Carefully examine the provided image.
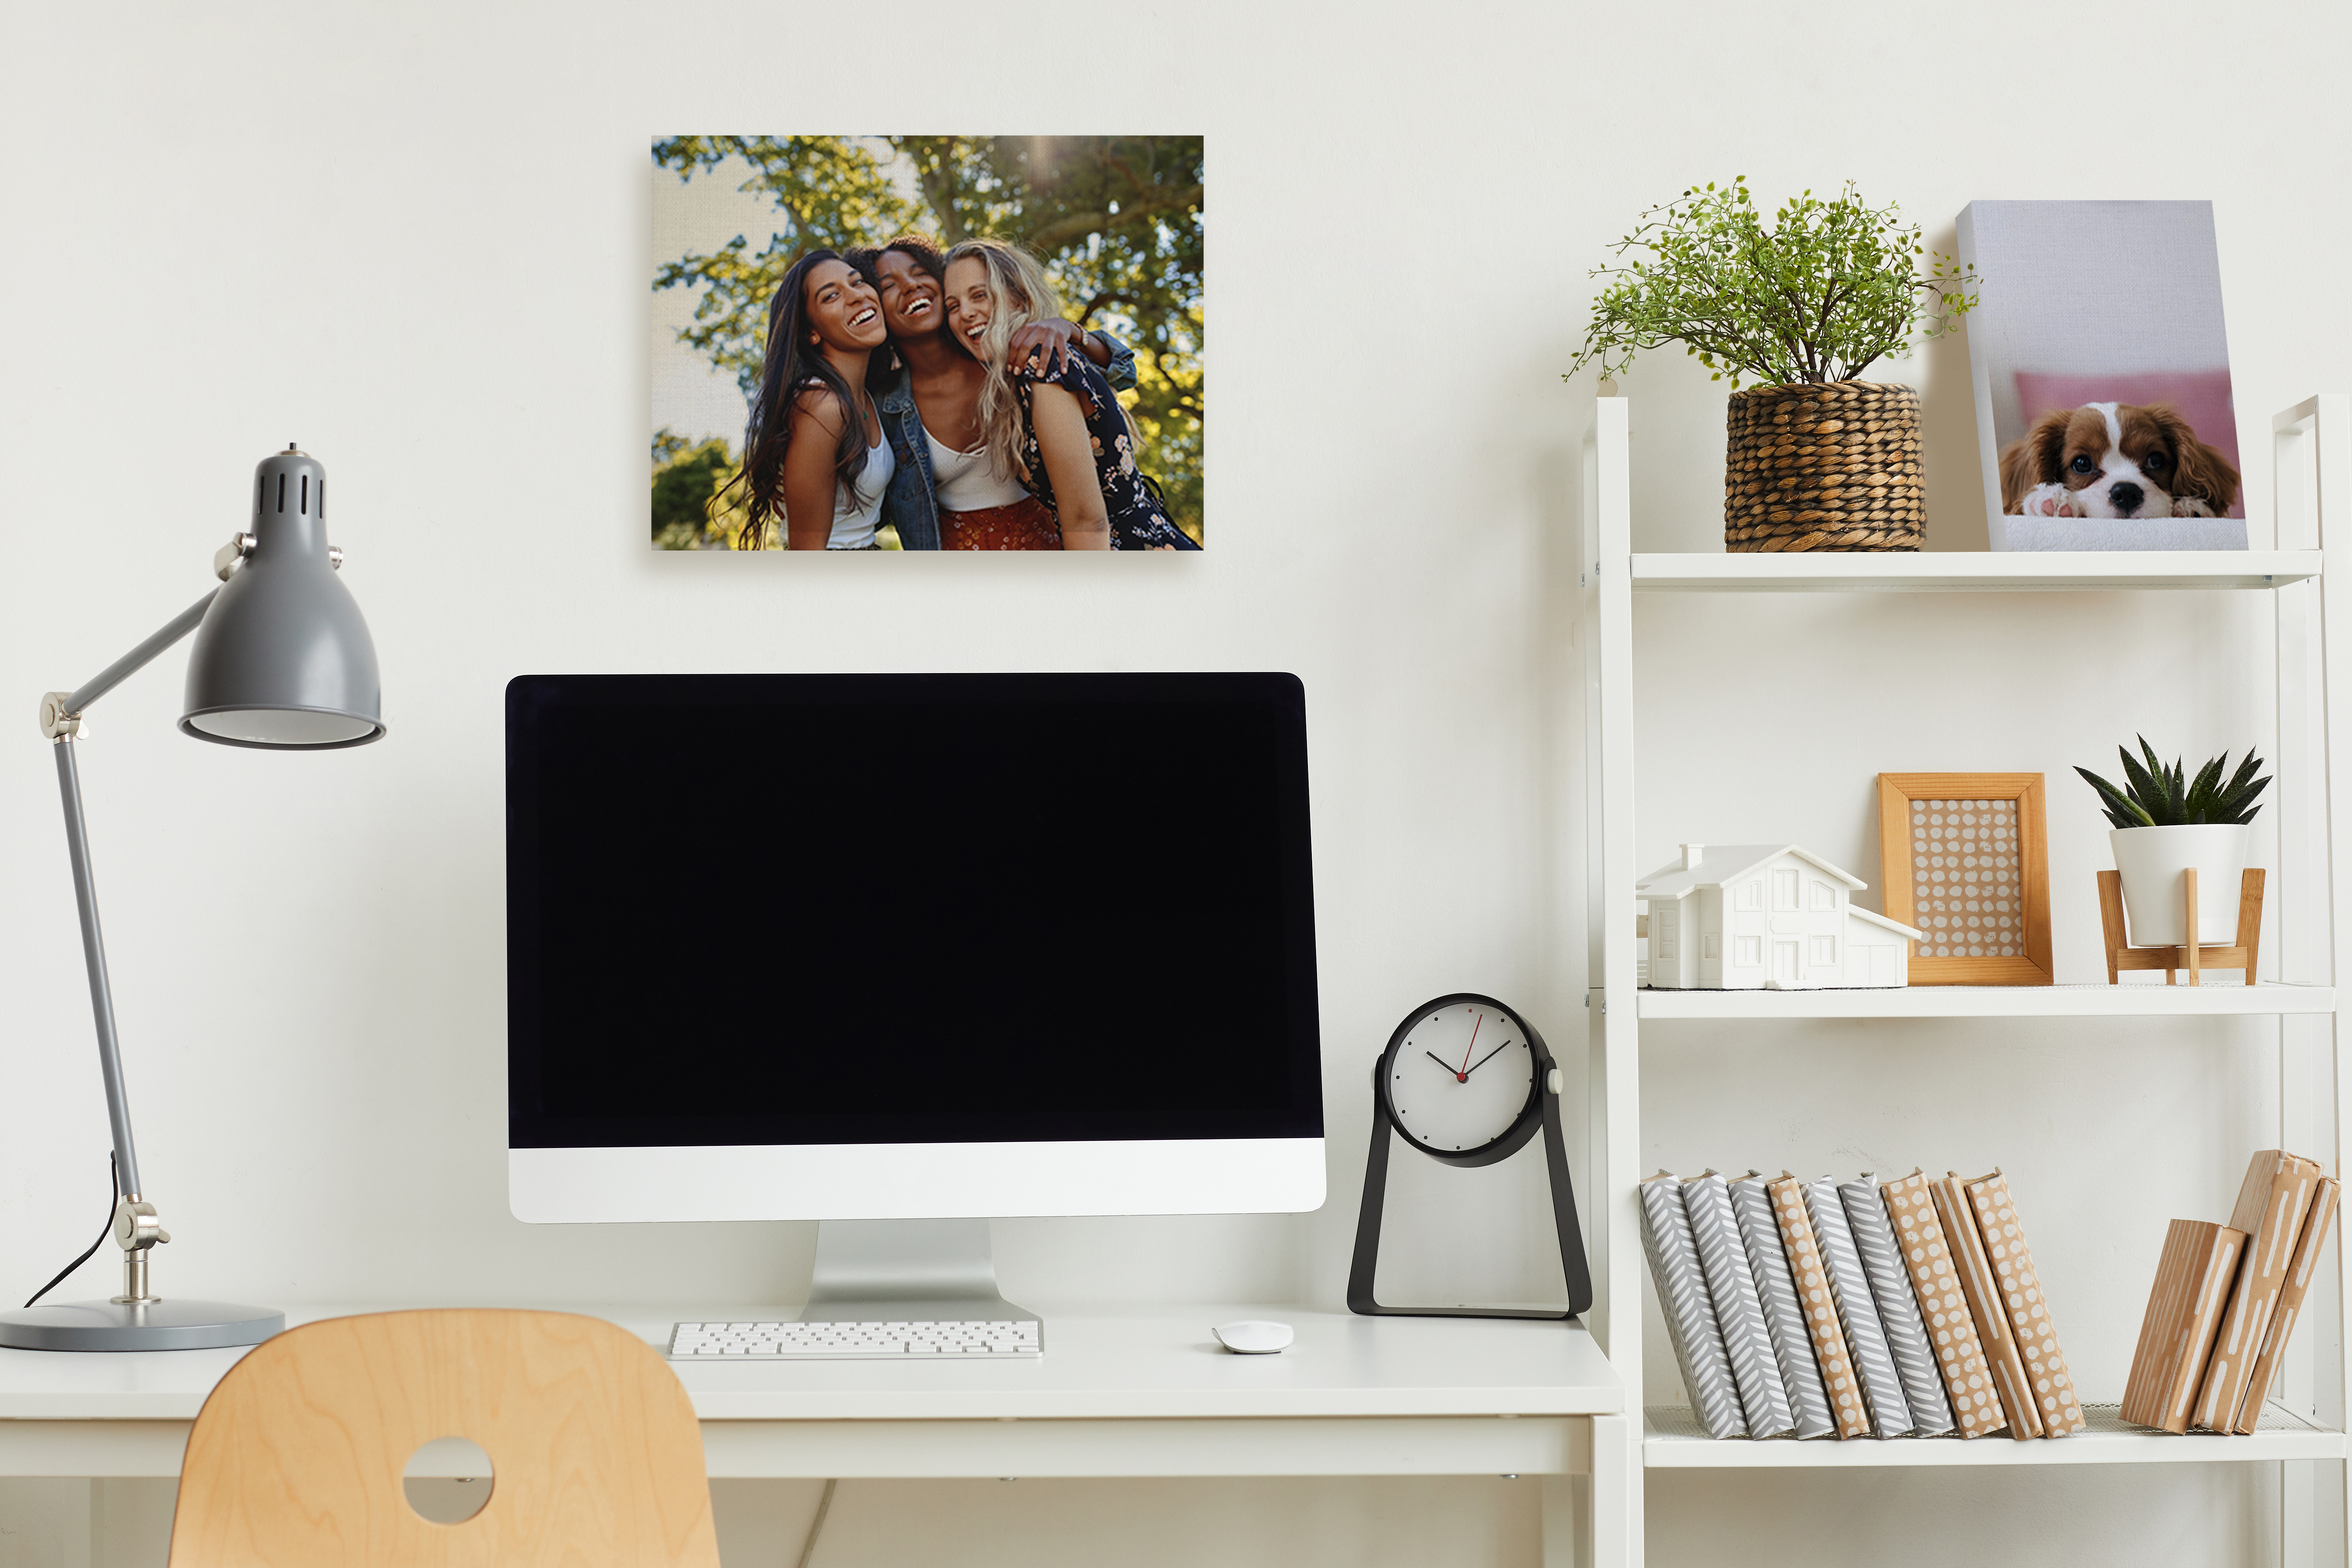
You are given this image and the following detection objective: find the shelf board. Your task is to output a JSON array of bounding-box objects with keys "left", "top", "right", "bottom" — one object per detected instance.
[
  {"left": 1646, "top": 1403, "right": 2346, "bottom": 1466},
  {"left": 1633, "top": 982, "right": 2334, "bottom": 1020},
  {"left": 1628, "top": 550, "right": 2320, "bottom": 594}
]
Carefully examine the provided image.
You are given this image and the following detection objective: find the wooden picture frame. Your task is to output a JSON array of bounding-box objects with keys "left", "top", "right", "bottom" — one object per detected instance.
[{"left": 1877, "top": 773, "right": 2053, "bottom": 986}]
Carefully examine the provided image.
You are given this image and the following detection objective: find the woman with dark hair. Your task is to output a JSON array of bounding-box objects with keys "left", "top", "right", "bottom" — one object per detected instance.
[
  {"left": 731, "top": 248, "right": 893, "bottom": 550},
  {"left": 942, "top": 238, "right": 1198, "bottom": 552},
  {"left": 861, "top": 234, "right": 1136, "bottom": 551}
]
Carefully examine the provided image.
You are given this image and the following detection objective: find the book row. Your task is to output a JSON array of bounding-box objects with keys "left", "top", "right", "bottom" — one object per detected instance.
[
  {"left": 1638, "top": 1167, "right": 2081, "bottom": 1440},
  {"left": 2123, "top": 1149, "right": 2339, "bottom": 1435}
]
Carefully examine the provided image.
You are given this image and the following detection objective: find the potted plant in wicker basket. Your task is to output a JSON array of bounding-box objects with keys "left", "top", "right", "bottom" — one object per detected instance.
[
  {"left": 2076, "top": 737, "right": 2270, "bottom": 947},
  {"left": 1565, "top": 178, "right": 1977, "bottom": 553}
]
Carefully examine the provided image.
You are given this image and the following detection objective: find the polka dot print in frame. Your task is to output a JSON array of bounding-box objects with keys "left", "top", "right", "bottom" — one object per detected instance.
[{"left": 1877, "top": 774, "right": 2053, "bottom": 985}]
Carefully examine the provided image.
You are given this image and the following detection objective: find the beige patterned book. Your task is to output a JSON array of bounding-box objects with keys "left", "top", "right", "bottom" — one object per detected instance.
[
  {"left": 1766, "top": 1173, "right": 1869, "bottom": 1438},
  {"left": 2120, "top": 1219, "right": 2247, "bottom": 1432},
  {"left": 2233, "top": 1176, "right": 2342, "bottom": 1433},
  {"left": 1882, "top": 1170, "right": 2003, "bottom": 1438},
  {"left": 2192, "top": 1150, "right": 2323, "bottom": 1430},
  {"left": 1960, "top": 1170, "right": 2086, "bottom": 1436},
  {"left": 1931, "top": 1174, "right": 2040, "bottom": 1440}
]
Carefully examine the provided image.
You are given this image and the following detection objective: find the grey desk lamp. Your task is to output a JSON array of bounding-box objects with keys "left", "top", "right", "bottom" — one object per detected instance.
[{"left": 0, "top": 445, "right": 382, "bottom": 1352}]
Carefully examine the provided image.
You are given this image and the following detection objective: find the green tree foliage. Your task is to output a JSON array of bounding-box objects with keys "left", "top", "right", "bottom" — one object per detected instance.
[
  {"left": 651, "top": 429, "right": 742, "bottom": 550},
  {"left": 1564, "top": 177, "right": 1977, "bottom": 391},
  {"left": 652, "top": 136, "right": 1204, "bottom": 545}
]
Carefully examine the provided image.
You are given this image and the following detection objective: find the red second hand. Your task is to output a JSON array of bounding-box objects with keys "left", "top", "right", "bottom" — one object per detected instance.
[{"left": 1456, "top": 1013, "right": 1482, "bottom": 1081}]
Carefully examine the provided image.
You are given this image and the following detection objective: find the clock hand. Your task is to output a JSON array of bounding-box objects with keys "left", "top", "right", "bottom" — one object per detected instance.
[
  {"left": 1424, "top": 1050, "right": 1467, "bottom": 1082},
  {"left": 1461, "top": 1041, "right": 1512, "bottom": 1078},
  {"left": 1457, "top": 1012, "right": 1483, "bottom": 1076}
]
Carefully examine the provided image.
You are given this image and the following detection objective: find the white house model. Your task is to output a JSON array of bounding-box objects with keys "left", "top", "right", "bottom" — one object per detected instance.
[{"left": 1637, "top": 843, "right": 1924, "bottom": 990}]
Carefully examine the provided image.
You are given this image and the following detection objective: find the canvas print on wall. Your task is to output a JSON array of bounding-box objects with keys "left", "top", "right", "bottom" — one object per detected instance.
[
  {"left": 1958, "top": 201, "right": 2245, "bottom": 552},
  {"left": 651, "top": 136, "right": 1203, "bottom": 552}
]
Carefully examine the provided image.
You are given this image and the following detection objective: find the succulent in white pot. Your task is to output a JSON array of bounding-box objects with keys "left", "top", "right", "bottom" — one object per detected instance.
[{"left": 2076, "top": 738, "right": 2270, "bottom": 947}]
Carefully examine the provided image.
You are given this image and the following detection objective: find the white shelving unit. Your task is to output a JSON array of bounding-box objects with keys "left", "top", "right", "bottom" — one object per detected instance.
[{"left": 1578, "top": 395, "right": 2352, "bottom": 1567}]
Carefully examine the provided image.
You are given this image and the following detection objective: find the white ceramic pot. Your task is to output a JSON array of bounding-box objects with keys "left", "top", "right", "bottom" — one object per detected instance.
[{"left": 2109, "top": 824, "right": 2249, "bottom": 947}]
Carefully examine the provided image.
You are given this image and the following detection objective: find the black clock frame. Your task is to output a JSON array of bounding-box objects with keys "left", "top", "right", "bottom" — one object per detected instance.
[{"left": 1347, "top": 993, "right": 1594, "bottom": 1320}]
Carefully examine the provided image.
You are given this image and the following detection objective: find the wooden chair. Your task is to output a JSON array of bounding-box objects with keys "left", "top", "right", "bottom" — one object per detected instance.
[{"left": 168, "top": 1309, "right": 721, "bottom": 1567}]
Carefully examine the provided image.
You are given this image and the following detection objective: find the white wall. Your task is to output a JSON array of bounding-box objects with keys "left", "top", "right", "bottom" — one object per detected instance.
[{"left": 1, "top": 0, "right": 2348, "bottom": 1563}]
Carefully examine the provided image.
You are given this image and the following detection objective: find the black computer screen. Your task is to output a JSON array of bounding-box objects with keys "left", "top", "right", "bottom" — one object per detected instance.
[{"left": 507, "top": 673, "right": 1321, "bottom": 1149}]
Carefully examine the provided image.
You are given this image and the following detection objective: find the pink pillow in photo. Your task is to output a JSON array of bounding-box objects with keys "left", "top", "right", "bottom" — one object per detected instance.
[{"left": 2012, "top": 369, "right": 2242, "bottom": 517}]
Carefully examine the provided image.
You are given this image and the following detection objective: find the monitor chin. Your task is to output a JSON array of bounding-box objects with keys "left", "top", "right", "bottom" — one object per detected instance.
[{"left": 508, "top": 1138, "right": 1327, "bottom": 1224}]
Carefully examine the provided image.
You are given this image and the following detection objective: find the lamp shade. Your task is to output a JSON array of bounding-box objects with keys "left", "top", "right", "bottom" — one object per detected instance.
[{"left": 181, "top": 447, "right": 384, "bottom": 749}]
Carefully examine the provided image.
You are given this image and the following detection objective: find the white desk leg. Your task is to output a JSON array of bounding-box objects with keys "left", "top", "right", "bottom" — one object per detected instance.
[{"left": 1542, "top": 1413, "right": 1627, "bottom": 1568}]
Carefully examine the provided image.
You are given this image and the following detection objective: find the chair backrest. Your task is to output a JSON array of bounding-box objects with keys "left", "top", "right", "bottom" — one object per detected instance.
[{"left": 168, "top": 1308, "right": 721, "bottom": 1567}]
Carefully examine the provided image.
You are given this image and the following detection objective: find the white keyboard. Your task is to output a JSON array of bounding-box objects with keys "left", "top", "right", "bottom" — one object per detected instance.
[{"left": 668, "top": 1318, "right": 1043, "bottom": 1360}]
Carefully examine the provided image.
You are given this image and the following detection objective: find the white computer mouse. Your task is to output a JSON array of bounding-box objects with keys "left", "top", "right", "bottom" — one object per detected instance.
[{"left": 1212, "top": 1319, "right": 1293, "bottom": 1354}]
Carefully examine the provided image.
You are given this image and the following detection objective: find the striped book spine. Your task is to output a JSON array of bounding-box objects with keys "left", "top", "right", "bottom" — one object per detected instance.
[
  {"left": 2234, "top": 1177, "right": 2341, "bottom": 1433},
  {"left": 1730, "top": 1172, "right": 1835, "bottom": 1438},
  {"left": 2193, "top": 1150, "right": 2322, "bottom": 1431},
  {"left": 1839, "top": 1174, "right": 1955, "bottom": 1436},
  {"left": 1683, "top": 1173, "right": 1795, "bottom": 1438},
  {"left": 1881, "top": 1170, "right": 2003, "bottom": 1437},
  {"left": 1960, "top": 1170, "right": 2086, "bottom": 1436},
  {"left": 1802, "top": 1175, "right": 1913, "bottom": 1436},
  {"left": 2120, "top": 1218, "right": 2244, "bottom": 1432},
  {"left": 1767, "top": 1174, "right": 1869, "bottom": 1438},
  {"left": 1638, "top": 1172, "right": 1746, "bottom": 1438},
  {"left": 1931, "top": 1174, "right": 2041, "bottom": 1440}
]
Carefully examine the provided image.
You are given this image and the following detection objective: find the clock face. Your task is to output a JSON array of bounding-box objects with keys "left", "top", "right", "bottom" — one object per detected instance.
[{"left": 1384, "top": 999, "right": 1538, "bottom": 1158}]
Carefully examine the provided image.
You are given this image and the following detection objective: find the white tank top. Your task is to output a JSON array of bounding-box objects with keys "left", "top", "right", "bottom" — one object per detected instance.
[
  {"left": 828, "top": 420, "right": 895, "bottom": 550},
  {"left": 925, "top": 423, "right": 1028, "bottom": 511}
]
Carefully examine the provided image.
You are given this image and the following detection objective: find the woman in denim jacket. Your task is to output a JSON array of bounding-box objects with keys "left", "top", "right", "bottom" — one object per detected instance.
[{"left": 856, "top": 236, "right": 1135, "bottom": 550}]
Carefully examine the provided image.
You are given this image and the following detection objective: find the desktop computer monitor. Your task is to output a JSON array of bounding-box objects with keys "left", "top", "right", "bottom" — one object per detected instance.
[{"left": 506, "top": 672, "right": 1324, "bottom": 1240}]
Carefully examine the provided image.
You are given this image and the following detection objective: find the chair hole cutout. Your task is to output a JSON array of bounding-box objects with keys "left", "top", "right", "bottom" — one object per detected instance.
[{"left": 404, "top": 1435, "right": 493, "bottom": 1524}]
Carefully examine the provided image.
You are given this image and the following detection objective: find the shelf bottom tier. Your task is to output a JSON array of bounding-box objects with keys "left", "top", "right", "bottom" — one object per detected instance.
[{"left": 1646, "top": 1402, "right": 2345, "bottom": 1466}]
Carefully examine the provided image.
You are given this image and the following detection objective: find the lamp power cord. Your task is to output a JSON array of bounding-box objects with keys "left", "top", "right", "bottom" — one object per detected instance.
[{"left": 24, "top": 1153, "right": 118, "bottom": 1309}]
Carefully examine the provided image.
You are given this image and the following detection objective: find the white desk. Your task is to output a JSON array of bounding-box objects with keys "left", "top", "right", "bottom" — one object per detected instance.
[{"left": 0, "top": 1303, "right": 1626, "bottom": 1567}]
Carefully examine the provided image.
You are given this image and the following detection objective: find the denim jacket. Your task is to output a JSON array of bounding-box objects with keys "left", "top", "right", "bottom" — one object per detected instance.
[{"left": 876, "top": 333, "right": 1136, "bottom": 550}]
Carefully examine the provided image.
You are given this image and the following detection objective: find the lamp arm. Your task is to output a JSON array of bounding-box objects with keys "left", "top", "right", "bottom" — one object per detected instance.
[{"left": 47, "top": 590, "right": 221, "bottom": 728}]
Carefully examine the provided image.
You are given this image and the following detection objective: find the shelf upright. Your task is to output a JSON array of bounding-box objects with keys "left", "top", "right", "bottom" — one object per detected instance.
[{"left": 1578, "top": 393, "right": 2352, "bottom": 1567}]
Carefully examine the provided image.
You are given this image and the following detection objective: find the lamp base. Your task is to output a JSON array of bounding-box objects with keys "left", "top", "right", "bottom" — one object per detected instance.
[{"left": 0, "top": 1298, "right": 283, "bottom": 1352}]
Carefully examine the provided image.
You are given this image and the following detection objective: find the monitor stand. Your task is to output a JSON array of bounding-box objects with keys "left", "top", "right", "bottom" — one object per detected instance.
[{"left": 803, "top": 1218, "right": 1037, "bottom": 1324}]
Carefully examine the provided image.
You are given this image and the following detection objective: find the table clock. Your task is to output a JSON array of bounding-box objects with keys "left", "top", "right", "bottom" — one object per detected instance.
[{"left": 1347, "top": 993, "right": 1592, "bottom": 1320}]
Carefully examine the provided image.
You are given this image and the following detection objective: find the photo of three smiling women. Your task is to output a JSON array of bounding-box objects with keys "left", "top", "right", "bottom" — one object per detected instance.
[{"left": 732, "top": 234, "right": 1199, "bottom": 552}]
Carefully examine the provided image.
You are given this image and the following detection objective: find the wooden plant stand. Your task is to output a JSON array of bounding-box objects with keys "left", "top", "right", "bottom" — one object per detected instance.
[{"left": 2096, "top": 867, "right": 2265, "bottom": 986}]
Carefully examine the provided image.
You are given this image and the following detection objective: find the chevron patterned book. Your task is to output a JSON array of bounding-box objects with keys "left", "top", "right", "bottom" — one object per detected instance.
[
  {"left": 1731, "top": 1171, "right": 1836, "bottom": 1438},
  {"left": 1683, "top": 1172, "right": 1796, "bottom": 1438},
  {"left": 1639, "top": 1172, "right": 1746, "bottom": 1438},
  {"left": 1768, "top": 1173, "right": 1871, "bottom": 1438},
  {"left": 1839, "top": 1173, "right": 1956, "bottom": 1436},
  {"left": 1802, "top": 1174, "right": 1914, "bottom": 1436}
]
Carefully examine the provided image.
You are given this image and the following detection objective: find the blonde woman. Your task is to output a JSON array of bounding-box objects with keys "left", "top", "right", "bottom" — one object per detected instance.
[{"left": 940, "top": 238, "right": 1198, "bottom": 552}]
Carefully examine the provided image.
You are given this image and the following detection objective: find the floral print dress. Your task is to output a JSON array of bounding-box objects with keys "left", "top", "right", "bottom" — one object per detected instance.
[{"left": 1014, "top": 355, "right": 1200, "bottom": 551}]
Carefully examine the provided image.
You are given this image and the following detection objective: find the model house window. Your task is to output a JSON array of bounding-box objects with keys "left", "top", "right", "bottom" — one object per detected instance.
[
  {"left": 1736, "top": 881, "right": 1762, "bottom": 911},
  {"left": 1809, "top": 879, "right": 1836, "bottom": 911},
  {"left": 1703, "top": 932, "right": 1720, "bottom": 959},
  {"left": 1734, "top": 935, "right": 1761, "bottom": 966},
  {"left": 1772, "top": 869, "right": 1799, "bottom": 909},
  {"left": 1810, "top": 934, "right": 1837, "bottom": 965},
  {"left": 1655, "top": 906, "right": 1676, "bottom": 957}
]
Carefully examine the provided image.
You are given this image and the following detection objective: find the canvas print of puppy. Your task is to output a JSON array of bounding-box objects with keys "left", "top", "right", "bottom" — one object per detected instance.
[{"left": 1998, "top": 401, "right": 2240, "bottom": 520}]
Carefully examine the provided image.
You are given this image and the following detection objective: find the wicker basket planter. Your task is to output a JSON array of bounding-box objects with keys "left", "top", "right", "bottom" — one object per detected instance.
[{"left": 1723, "top": 381, "right": 1923, "bottom": 552}]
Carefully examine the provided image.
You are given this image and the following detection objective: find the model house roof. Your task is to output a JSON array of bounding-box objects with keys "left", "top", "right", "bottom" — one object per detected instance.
[
  {"left": 1849, "top": 906, "right": 1926, "bottom": 941},
  {"left": 1635, "top": 843, "right": 1869, "bottom": 899}
]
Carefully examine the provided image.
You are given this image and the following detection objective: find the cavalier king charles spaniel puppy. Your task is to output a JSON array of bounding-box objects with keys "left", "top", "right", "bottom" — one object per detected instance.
[{"left": 1998, "top": 401, "right": 2240, "bottom": 520}]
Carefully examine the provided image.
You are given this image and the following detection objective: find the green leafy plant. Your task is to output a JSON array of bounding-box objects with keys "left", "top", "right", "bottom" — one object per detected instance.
[
  {"left": 1563, "top": 177, "right": 1978, "bottom": 391},
  {"left": 2075, "top": 737, "right": 2270, "bottom": 829}
]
